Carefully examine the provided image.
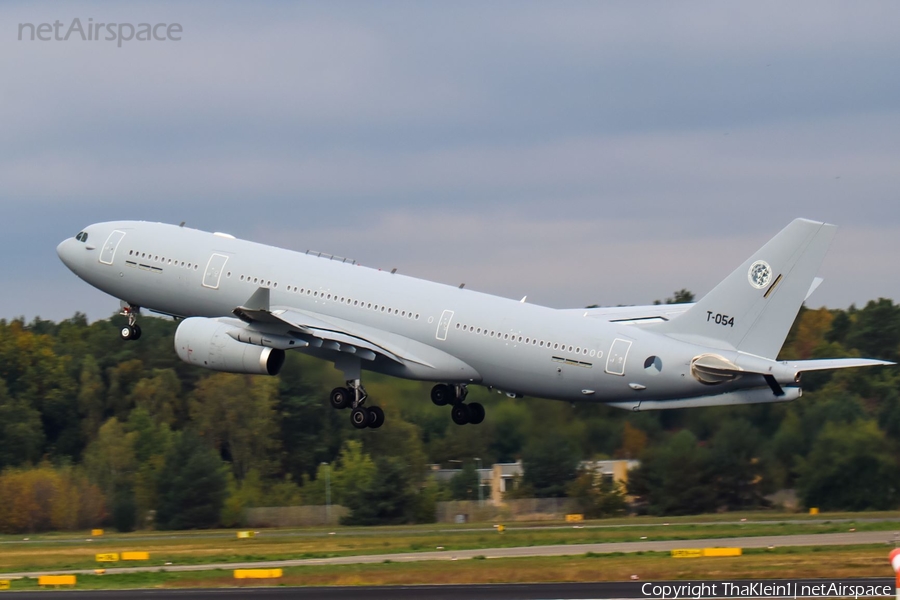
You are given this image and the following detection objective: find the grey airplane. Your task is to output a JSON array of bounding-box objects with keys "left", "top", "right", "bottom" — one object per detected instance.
[{"left": 56, "top": 218, "right": 893, "bottom": 430}]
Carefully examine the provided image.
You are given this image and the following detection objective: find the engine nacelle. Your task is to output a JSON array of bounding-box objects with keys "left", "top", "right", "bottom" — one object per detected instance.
[{"left": 174, "top": 317, "right": 286, "bottom": 376}]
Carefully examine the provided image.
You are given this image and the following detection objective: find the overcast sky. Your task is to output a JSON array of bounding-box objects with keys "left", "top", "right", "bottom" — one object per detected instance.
[{"left": 3, "top": 1, "right": 899, "bottom": 322}]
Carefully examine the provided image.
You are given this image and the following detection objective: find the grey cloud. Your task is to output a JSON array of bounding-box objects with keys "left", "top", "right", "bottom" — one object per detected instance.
[{"left": 2, "top": 1, "right": 899, "bottom": 322}]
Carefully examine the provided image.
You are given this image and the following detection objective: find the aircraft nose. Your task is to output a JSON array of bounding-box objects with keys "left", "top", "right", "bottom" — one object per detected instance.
[{"left": 57, "top": 238, "right": 78, "bottom": 271}]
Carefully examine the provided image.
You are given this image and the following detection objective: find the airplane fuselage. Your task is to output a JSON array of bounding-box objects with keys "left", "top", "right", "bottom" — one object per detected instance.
[{"left": 57, "top": 220, "right": 815, "bottom": 410}]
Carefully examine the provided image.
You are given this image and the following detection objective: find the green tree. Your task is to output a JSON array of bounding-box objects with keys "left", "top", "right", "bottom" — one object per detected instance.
[
  {"left": 448, "top": 462, "right": 480, "bottom": 501},
  {"left": 82, "top": 418, "right": 136, "bottom": 498},
  {"left": 128, "top": 369, "right": 183, "bottom": 427},
  {"left": 301, "top": 440, "right": 376, "bottom": 507},
  {"left": 342, "top": 456, "right": 415, "bottom": 526},
  {"left": 106, "top": 359, "right": 146, "bottom": 420},
  {"left": 567, "top": 466, "right": 627, "bottom": 518},
  {"left": 0, "top": 381, "right": 44, "bottom": 469},
  {"left": 486, "top": 402, "right": 528, "bottom": 462},
  {"left": 156, "top": 432, "right": 228, "bottom": 529},
  {"left": 628, "top": 430, "right": 716, "bottom": 516},
  {"left": 521, "top": 432, "right": 579, "bottom": 498},
  {"left": 77, "top": 355, "right": 106, "bottom": 441},
  {"left": 653, "top": 289, "right": 695, "bottom": 305},
  {"left": 111, "top": 485, "right": 136, "bottom": 533},
  {"left": 708, "top": 419, "right": 772, "bottom": 509},
  {"left": 220, "top": 469, "right": 264, "bottom": 528},
  {"left": 331, "top": 440, "right": 377, "bottom": 507},
  {"left": 190, "top": 374, "right": 281, "bottom": 479},
  {"left": 277, "top": 354, "right": 342, "bottom": 482},
  {"left": 127, "top": 408, "right": 172, "bottom": 528},
  {"left": 845, "top": 298, "right": 900, "bottom": 362},
  {"left": 797, "top": 420, "right": 900, "bottom": 511}
]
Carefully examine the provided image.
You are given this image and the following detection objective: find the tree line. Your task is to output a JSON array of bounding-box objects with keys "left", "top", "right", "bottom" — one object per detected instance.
[{"left": 0, "top": 295, "right": 898, "bottom": 531}]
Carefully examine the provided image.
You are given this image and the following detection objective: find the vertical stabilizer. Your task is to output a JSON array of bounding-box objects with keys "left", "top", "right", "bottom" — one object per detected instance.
[{"left": 647, "top": 219, "right": 836, "bottom": 358}]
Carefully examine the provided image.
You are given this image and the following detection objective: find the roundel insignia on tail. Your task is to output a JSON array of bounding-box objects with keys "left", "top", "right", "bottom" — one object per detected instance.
[{"left": 748, "top": 260, "right": 772, "bottom": 289}]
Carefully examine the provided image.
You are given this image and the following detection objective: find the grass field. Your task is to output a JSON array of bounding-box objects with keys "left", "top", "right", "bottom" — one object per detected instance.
[
  {"left": 0, "top": 511, "right": 898, "bottom": 574},
  {"left": 0, "top": 545, "right": 893, "bottom": 591}
]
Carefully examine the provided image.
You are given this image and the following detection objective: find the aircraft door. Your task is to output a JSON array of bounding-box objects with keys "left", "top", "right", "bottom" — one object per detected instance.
[
  {"left": 435, "top": 310, "right": 454, "bottom": 341},
  {"left": 99, "top": 230, "right": 126, "bottom": 265},
  {"left": 605, "top": 338, "right": 632, "bottom": 376},
  {"left": 202, "top": 253, "right": 229, "bottom": 289}
]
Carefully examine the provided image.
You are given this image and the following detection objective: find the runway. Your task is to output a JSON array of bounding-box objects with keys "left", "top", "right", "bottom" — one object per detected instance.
[
  {"left": 0, "top": 579, "right": 893, "bottom": 599},
  {"left": 0, "top": 530, "right": 894, "bottom": 579}
]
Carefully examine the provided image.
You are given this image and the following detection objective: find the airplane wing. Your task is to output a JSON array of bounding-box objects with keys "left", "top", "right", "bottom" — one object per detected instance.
[{"left": 231, "top": 288, "right": 434, "bottom": 367}]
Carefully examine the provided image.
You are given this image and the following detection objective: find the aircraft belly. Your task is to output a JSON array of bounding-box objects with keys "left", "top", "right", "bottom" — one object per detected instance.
[{"left": 468, "top": 352, "right": 597, "bottom": 402}]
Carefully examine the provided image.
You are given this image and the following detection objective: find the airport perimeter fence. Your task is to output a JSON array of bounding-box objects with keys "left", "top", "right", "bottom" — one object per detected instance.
[
  {"left": 245, "top": 505, "right": 349, "bottom": 528},
  {"left": 435, "top": 498, "right": 580, "bottom": 523}
]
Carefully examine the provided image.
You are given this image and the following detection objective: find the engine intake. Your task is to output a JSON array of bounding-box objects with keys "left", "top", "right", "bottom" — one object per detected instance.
[{"left": 175, "top": 317, "right": 285, "bottom": 376}]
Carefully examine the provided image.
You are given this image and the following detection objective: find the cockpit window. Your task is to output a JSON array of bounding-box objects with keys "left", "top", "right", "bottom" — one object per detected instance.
[{"left": 76, "top": 232, "right": 88, "bottom": 242}]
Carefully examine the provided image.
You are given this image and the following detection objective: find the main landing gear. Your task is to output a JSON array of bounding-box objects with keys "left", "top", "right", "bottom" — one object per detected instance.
[
  {"left": 330, "top": 380, "right": 385, "bottom": 429},
  {"left": 431, "top": 383, "right": 484, "bottom": 425},
  {"left": 119, "top": 305, "right": 142, "bottom": 341}
]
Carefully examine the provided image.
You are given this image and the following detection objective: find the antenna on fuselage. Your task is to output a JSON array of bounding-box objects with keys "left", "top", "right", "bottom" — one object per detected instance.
[
  {"left": 391, "top": 268, "right": 397, "bottom": 274},
  {"left": 459, "top": 283, "right": 465, "bottom": 289},
  {"left": 179, "top": 221, "right": 185, "bottom": 227}
]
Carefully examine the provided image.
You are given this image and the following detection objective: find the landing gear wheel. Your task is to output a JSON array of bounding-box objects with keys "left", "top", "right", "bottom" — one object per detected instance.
[
  {"left": 467, "top": 402, "right": 485, "bottom": 425},
  {"left": 367, "top": 406, "right": 385, "bottom": 429},
  {"left": 350, "top": 407, "right": 370, "bottom": 429},
  {"left": 330, "top": 387, "right": 352, "bottom": 410},
  {"left": 119, "top": 304, "right": 141, "bottom": 342},
  {"left": 451, "top": 403, "right": 470, "bottom": 425},
  {"left": 431, "top": 384, "right": 452, "bottom": 406}
]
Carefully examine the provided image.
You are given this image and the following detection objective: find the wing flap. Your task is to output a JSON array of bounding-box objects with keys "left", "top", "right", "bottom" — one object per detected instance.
[{"left": 232, "top": 290, "right": 432, "bottom": 367}]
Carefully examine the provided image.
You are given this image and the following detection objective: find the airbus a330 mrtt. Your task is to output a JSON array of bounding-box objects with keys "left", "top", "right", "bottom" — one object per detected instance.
[{"left": 56, "top": 218, "right": 893, "bottom": 430}]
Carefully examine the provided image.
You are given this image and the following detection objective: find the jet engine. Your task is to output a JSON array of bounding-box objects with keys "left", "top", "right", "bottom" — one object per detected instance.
[{"left": 174, "top": 317, "right": 285, "bottom": 376}]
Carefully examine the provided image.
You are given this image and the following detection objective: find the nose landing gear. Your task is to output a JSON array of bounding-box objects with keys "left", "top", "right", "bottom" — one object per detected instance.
[{"left": 119, "top": 305, "right": 142, "bottom": 341}]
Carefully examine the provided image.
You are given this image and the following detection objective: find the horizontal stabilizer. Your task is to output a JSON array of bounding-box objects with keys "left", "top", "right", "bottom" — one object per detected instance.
[
  {"left": 790, "top": 358, "right": 895, "bottom": 372},
  {"left": 692, "top": 353, "right": 893, "bottom": 379}
]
